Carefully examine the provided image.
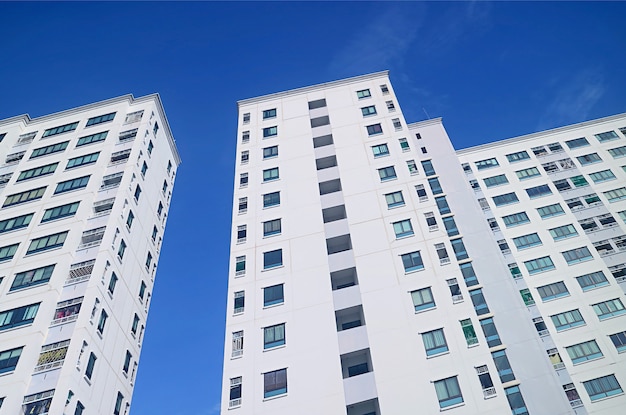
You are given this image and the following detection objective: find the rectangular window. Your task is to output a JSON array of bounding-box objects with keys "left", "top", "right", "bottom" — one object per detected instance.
[
  {"left": 565, "top": 137, "right": 590, "bottom": 148},
  {"left": 76, "top": 131, "right": 108, "bottom": 147},
  {"left": 124, "top": 110, "right": 143, "bottom": 124},
  {"left": 435, "top": 196, "right": 450, "bottom": 214},
  {"left": 308, "top": 99, "right": 327, "bottom": 110},
  {"left": 264, "top": 368, "right": 287, "bottom": 398},
  {"left": 263, "top": 126, "right": 278, "bottom": 138},
  {"left": 524, "top": 256, "right": 555, "bottom": 274},
  {"left": 0, "top": 243, "right": 18, "bottom": 262},
  {"left": 233, "top": 291, "right": 244, "bottom": 314},
  {"left": 442, "top": 216, "right": 458, "bottom": 236},
  {"left": 0, "top": 212, "right": 33, "bottom": 233},
  {"left": 263, "top": 249, "right": 283, "bottom": 269},
  {"left": 549, "top": 224, "right": 578, "bottom": 241},
  {"left": 513, "top": 233, "right": 542, "bottom": 249},
  {"left": 451, "top": 238, "right": 468, "bottom": 260},
  {"left": 475, "top": 158, "right": 499, "bottom": 170},
  {"left": 264, "top": 284, "right": 284, "bottom": 306},
  {"left": 483, "top": 174, "right": 508, "bottom": 188},
  {"left": 263, "top": 219, "right": 281, "bottom": 237},
  {"left": 577, "top": 153, "right": 602, "bottom": 165},
  {"left": 592, "top": 298, "right": 626, "bottom": 320},
  {"left": 361, "top": 105, "right": 376, "bottom": 116},
  {"left": 393, "top": 219, "right": 413, "bottom": 238},
  {"left": 470, "top": 288, "right": 489, "bottom": 315},
  {"left": 505, "top": 386, "right": 529, "bottom": 415},
  {"left": 126, "top": 210, "right": 135, "bottom": 229},
  {"left": 609, "top": 331, "right": 626, "bottom": 353},
  {"left": 461, "top": 319, "right": 478, "bottom": 346},
  {"left": 242, "top": 113, "right": 250, "bottom": 123},
  {"left": 366, "top": 123, "right": 382, "bottom": 136},
  {"left": 428, "top": 177, "right": 443, "bottom": 194},
  {"left": 460, "top": 262, "right": 478, "bottom": 286},
  {"left": 399, "top": 137, "right": 409, "bottom": 151},
  {"left": 117, "top": 240, "right": 126, "bottom": 259},
  {"left": 55, "top": 176, "right": 89, "bottom": 194},
  {"left": 263, "top": 167, "right": 279, "bottom": 182},
  {"left": 236, "top": 225, "right": 246, "bottom": 243},
  {"left": 86, "top": 112, "right": 115, "bottom": 126},
  {"left": 264, "top": 323, "right": 285, "bottom": 349},
  {"left": 480, "top": 317, "right": 501, "bottom": 347},
  {"left": 385, "top": 191, "right": 404, "bottom": 208},
  {"left": 238, "top": 197, "right": 247, "bottom": 214},
  {"left": 319, "top": 179, "right": 342, "bottom": 195},
  {"left": 0, "top": 303, "right": 39, "bottom": 331},
  {"left": 263, "top": 191, "right": 280, "bottom": 208},
  {"left": 604, "top": 187, "right": 626, "bottom": 202},
  {"left": 10, "top": 264, "right": 55, "bottom": 291},
  {"left": 421, "top": 160, "right": 435, "bottom": 176},
  {"left": 378, "top": 166, "right": 396, "bottom": 182},
  {"left": 30, "top": 141, "right": 69, "bottom": 159},
  {"left": 108, "top": 272, "right": 118, "bottom": 295},
  {"left": 551, "top": 309, "right": 585, "bottom": 331},
  {"left": 492, "top": 192, "right": 519, "bottom": 206},
  {"left": 134, "top": 185, "right": 142, "bottom": 201},
  {"left": 590, "top": 169, "right": 616, "bottom": 183},
  {"left": 68, "top": 152, "right": 99, "bottom": 169},
  {"left": 42, "top": 121, "right": 78, "bottom": 138},
  {"left": 17, "top": 163, "right": 58, "bottom": 182},
  {"left": 422, "top": 328, "right": 448, "bottom": 356},
  {"left": 526, "top": 184, "right": 552, "bottom": 199},
  {"left": 537, "top": 203, "right": 564, "bottom": 218},
  {"left": 537, "top": 281, "right": 569, "bottom": 301},
  {"left": 583, "top": 375, "right": 623, "bottom": 401},
  {"left": 97, "top": 309, "right": 108, "bottom": 333},
  {"left": 153, "top": 122, "right": 159, "bottom": 136},
  {"left": 0, "top": 346, "right": 23, "bottom": 374},
  {"left": 492, "top": 350, "right": 515, "bottom": 382},
  {"left": 562, "top": 246, "right": 593, "bottom": 265},
  {"left": 239, "top": 173, "right": 248, "bottom": 188},
  {"left": 566, "top": 340, "right": 603, "bottom": 364},
  {"left": 263, "top": 108, "right": 277, "bottom": 119},
  {"left": 3, "top": 186, "right": 46, "bottom": 207},
  {"left": 234, "top": 256, "right": 246, "bottom": 277},
  {"left": 27, "top": 231, "right": 68, "bottom": 254},
  {"left": 411, "top": 287, "right": 435, "bottom": 312},
  {"left": 356, "top": 89, "right": 371, "bottom": 99},
  {"left": 372, "top": 143, "right": 389, "bottom": 158},
  {"left": 401, "top": 251, "right": 424, "bottom": 273},
  {"left": 595, "top": 131, "right": 619, "bottom": 142},
  {"left": 434, "top": 376, "right": 463, "bottom": 408},
  {"left": 608, "top": 146, "right": 626, "bottom": 158},
  {"left": 85, "top": 352, "right": 97, "bottom": 379},
  {"left": 515, "top": 167, "right": 540, "bottom": 180},
  {"left": 263, "top": 145, "right": 278, "bottom": 159},
  {"left": 316, "top": 155, "right": 337, "bottom": 170},
  {"left": 576, "top": 271, "right": 609, "bottom": 291},
  {"left": 571, "top": 175, "right": 589, "bottom": 187},
  {"left": 502, "top": 212, "right": 529, "bottom": 227},
  {"left": 386, "top": 100, "right": 395, "bottom": 111},
  {"left": 310, "top": 116, "right": 330, "bottom": 128},
  {"left": 506, "top": 151, "right": 530, "bottom": 163}
]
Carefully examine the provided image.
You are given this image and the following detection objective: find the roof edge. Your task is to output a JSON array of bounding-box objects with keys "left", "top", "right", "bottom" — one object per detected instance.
[{"left": 407, "top": 117, "right": 443, "bottom": 129}]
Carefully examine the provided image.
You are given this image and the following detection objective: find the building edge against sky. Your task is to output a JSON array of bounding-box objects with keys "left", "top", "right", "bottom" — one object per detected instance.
[
  {"left": 0, "top": 94, "right": 180, "bottom": 414},
  {"left": 222, "top": 70, "right": 626, "bottom": 414}
]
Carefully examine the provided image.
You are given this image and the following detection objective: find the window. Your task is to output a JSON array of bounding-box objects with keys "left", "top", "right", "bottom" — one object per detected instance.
[
  {"left": 233, "top": 291, "right": 244, "bottom": 314},
  {"left": 492, "top": 350, "right": 515, "bottom": 382},
  {"left": 125, "top": 210, "right": 135, "bottom": 229},
  {"left": 68, "top": 152, "right": 100, "bottom": 169},
  {"left": 133, "top": 185, "right": 142, "bottom": 201},
  {"left": 27, "top": 231, "right": 67, "bottom": 254},
  {"left": 74, "top": 401, "right": 84, "bottom": 415},
  {"left": 421, "top": 146, "right": 428, "bottom": 154},
  {"left": 426, "top": 178, "right": 442, "bottom": 195},
  {"left": 131, "top": 314, "right": 140, "bottom": 335},
  {"left": 460, "top": 319, "right": 478, "bottom": 346},
  {"left": 263, "top": 145, "right": 278, "bottom": 159},
  {"left": 502, "top": 212, "right": 529, "bottom": 227},
  {"left": 17, "top": 162, "right": 58, "bottom": 182},
  {"left": 55, "top": 176, "right": 89, "bottom": 194},
  {"left": 513, "top": 233, "right": 542, "bottom": 250},
  {"left": 3, "top": 186, "right": 46, "bottom": 207},
  {"left": 310, "top": 116, "right": 330, "bottom": 128},
  {"left": 322, "top": 205, "right": 346, "bottom": 223},
  {"left": 264, "top": 323, "right": 285, "bottom": 349},
  {"left": 380, "top": 84, "right": 389, "bottom": 94},
  {"left": 308, "top": 99, "right": 327, "bottom": 109},
  {"left": 505, "top": 386, "right": 529, "bottom": 415},
  {"left": 85, "top": 352, "right": 97, "bottom": 379},
  {"left": 577, "top": 153, "right": 602, "bottom": 165},
  {"left": 378, "top": 166, "right": 396, "bottom": 182},
  {"left": 264, "top": 368, "right": 287, "bottom": 398},
  {"left": 139, "top": 281, "right": 147, "bottom": 300},
  {"left": 536, "top": 281, "right": 569, "bottom": 302},
  {"left": 0, "top": 212, "right": 33, "bottom": 233},
  {"left": 97, "top": 309, "right": 108, "bottom": 334},
  {"left": 506, "top": 151, "right": 530, "bottom": 163},
  {"left": 392, "top": 219, "right": 413, "bottom": 238},
  {"left": 566, "top": 340, "right": 603, "bottom": 364},
  {"left": 435, "top": 196, "right": 450, "bottom": 214},
  {"left": 571, "top": 175, "right": 589, "bottom": 187},
  {"left": 100, "top": 172, "right": 123, "bottom": 190},
  {"left": 483, "top": 174, "right": 508, "bottom": 187},
  {"left": 263, "top": 191, "right": 280, "bottom": 208},
  {"left": 434, "top": 376, "right": 463, "bottom": 408},
  {"left": 515, "top": 167, "right": 540, "bottom": 180},
  {"left": 551, "top": 309, "right": 585, "bottom": 331},
  {"left": 537, "top": 203, "right": 565, "bottom": 218},
  {"left": 263, "top": 167, "right": 279, "bottom": 182},
  {"left": 451, "top": 238, "right": 468, "bottom": 260},
  {"left": 595, "top": 130, "right": 620, "bottom": 142},
  {"left": 549, "top": 224, "right": 578, "bottom": 241},
  {"left": 460, "top": 262, "right": 478, "bottom": 286},
  {"left": 316, "top": 155, "right": 337, "bottom": 170},
  {"left": 523, "top": 256, "right": 554, "bottom": 274},
  {"left": 263, "top": 108, "right": 277, "bottom": 119},
  {"left": 30, "top": 141, "right": 69, "bottom": 159},
  {"left": 436, "top": 243, "right": 450, "bottom": 264},
  {"left": 361, "top": 105, "right": 376, "bottom": 116},
  {"left": 240, "top": 150, "right": 249, "bottom": 164},
  {"left": 114, "top": 392, "right": 123, "bottom": 415},
  {"left": 493, "top": 192, "right": 519, "bottom": 206},
  {"left": 123, "top": 350, "right": 132, "bottom": 373},
  {"left": 42, "top": 121, "right": 78, "bottom": 138},
  {"left": 565, "top": 137, "right": 589, "bottom": 148},
  {"left": 231, "top": 331, "right": 243, "bottom": 358},
  {"left": 10, "top": 264, "right": 55, "bottom": 291},
  {"left": 608, "top": 146, "right": 626, "bottom": 158},
  {"left": 470, "top": 289, "right": 489, "bottom": 315},
  {"left": 356, "top": 89, "right": 371, "bottom": 99},
  {"left": 118, "top": 129, "right": 138, "bottom": 143},
  {"left": 604, "top": 187, "right": 626, "bottom": 202},
  {"left": 480, "top": 317, "right": 501, "bottom": 347},
  {"left": 124, "top": 110, "right": 143, "bottom": 124},
  {"left": 401, "top": 251, "right": 423, "bottom": 272},
  {"left": 117, "top": 240, "right": 126, "bottom": 259},
  {"left": 526, "top": 184, "right": 552, "bottom": 199},
  {"left": 583, "top": 374, "right": 623, "bottom": 401},
  {"left": 422, "top": 329, "right": 448, "bottom": 356},
  {"left": 609, "top": 331, "right": 626, "bottom": 353},
  {"left": 263, "top": 219, "right": 281, "bottom": 237},
  {"left": 386, "top": 100, "right": 395, "bottom": 111},
  {"left": 76, "top": 131, "right": 108, "bottom": 147},
  {"left": 238, "top": 197, "right": 247, "bottom": 214},
  {"left": 366, "top": 124, "right": 382, "bottom": 136},
  {"left": 576, "top": 271, "right": 609, "bottom": 291},
  {"left": 229, "top": 377, "right": 242, "bottom": 408},
  {"left": 415, "top": 184, "right": 428, "bottom": 201},
  {"left": 263, "top": 249, "right": 283, "bottom": 269},
  {"left": 475, "top": 158, "right": 499, "bottom": 170},
  {"left": 385, "top": 191, "right": 404, "bottom": 208},
  {"left": 239, "top": 173, "right": 248, "bottom": 188},
  {"left": 147, "top": 140, "right": 154, "bottom": 155},
  {"left": 562, "top": 246, "right": 593, "bottom": 264},
  {"left": 263, "top": 126, "right": 278, "bottom": 138},
  {"left": 0, "top": 243, "right": 18, "bottom": 262},
  {"left": 371, "top": 143, "right": 389, "bottom": 157},
  {"left": 242, "top": 113, "right": 250, "bottom": 123},
  {"left": 326, "top": 235, "right": 352, "bottom": 254},
  {"left": 236, "top": 225, "right": 246, "bottom": 243},
  {"left": 592, "top": 298, "right": 626, "bottom": 320},
  {"left": 419, "top": 160, "right": 435, "bottom": 177},
  {"left": 145, "top": 252, "right": 153, "bottom": 270},
  {"left": 153, "top": 121, "right": 159, "bottom": 136},
  {"left": 0, "top": 303, "right": 39, "bottom": 332},
  {"left": 411, "top": 287, "right": 435, "bottom": 312},
  {"left": 423, "top": 212, "right": 437, "bottom": 231},
  {"left": 590, "top": 169, "right": 616, "bottom": 183},
  {"left": 86, "top": 112, "right": 115, "bottom": 126},
  {"left": 0, "top": 346, "right": 22, "bottom": 374}
]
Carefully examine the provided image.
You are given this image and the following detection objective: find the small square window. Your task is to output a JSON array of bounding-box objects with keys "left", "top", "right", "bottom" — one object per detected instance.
[
  {"left": 264, "top": 284, "right": 284, "bottom": 307},
  {"left": 393, "top": 219, "right": 413, "bottom": 238},
  {"left": 264, "top": 323, "right": 285, "bottom": 349},
  {"left": 372, "top": 143, "right": 389, "bottom": 158},
  {"left": 361, "top": 106, "right": 376, "bottom": 117},
  {"left": 356, "top": 89, "right": 371, "bottom": 99},
  {"left": 378, "top": 166, "right": 397, "bottom": 182},
  {"left": 411, "top": 287, "right": 435, "bottom": 312},
  {"left": 422, "top": 328, "right": 448, "bottom": 356},
  {"left": 263, "top": 146, "right": 278, "bottom": 159},
  {"left": 263, "top": 126, "right": 278, "bottom": 138},
  {"left": 263, "top": 167, "right": 279, "bottom": 182},
  {"left": 263, "top": 109, "right": 277, "bottom": 119},
  {"left": 264, "top": 368, "right": 287, "bottom": 398},
  {"left": 385, "top": 191, "right": 404, "bottom": 208},
  {"left": 263, "top": 219, "right": 282, "bottom": 237},
  {"left": 366, "top": 124, "right": 383, "bottom": 136},
  {"left": 263, "top": 249, "right": 283, "bottom": 269},
  {"left": 401, "top": 251, "right": 423, "bottom": 273}
]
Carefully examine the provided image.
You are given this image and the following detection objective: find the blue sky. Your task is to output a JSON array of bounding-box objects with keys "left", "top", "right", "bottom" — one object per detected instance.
[{"left": 1, "top": 2, "right": 625, "bottom": 414}]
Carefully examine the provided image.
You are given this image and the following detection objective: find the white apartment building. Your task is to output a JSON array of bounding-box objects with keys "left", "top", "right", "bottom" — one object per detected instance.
[
  {"left": 0, "top": 95, "right": 180, "bottom": 415},
  {"left": 223, "top": 71, "right": 626, "bottom": 414}
]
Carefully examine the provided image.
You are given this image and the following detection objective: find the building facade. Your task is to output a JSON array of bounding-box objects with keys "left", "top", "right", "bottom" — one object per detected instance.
[
  {"left": 0, "top": 95, "right": 180, "bottom": 414},
  {"left": 222, "top": 71, "right": 625, "bottom": 414}
]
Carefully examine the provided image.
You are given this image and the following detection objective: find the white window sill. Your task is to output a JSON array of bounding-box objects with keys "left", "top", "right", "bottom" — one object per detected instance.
[
  {"left": 426, "top": 351, "right": 450, "bottom": 359},
  {"left": 439, "top": 402, "right": 465, "bottom": 411},
  {"left": 263, "top": 393, "right": 287, "bottom": 402},
  {"left": 263, "top": 344, "right": 286, "bottom": 352},
  {"left": 262, "top": 265, "right": 284, "bottom": 272}
]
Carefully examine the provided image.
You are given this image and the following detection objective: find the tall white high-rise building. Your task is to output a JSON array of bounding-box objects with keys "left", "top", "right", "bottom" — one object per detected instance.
[
  {"left": 0, "top": 95, "right": 180, "bottom": 414},
  {"left": 222, "top": 71, "right": 626, "bottom": 415}
]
